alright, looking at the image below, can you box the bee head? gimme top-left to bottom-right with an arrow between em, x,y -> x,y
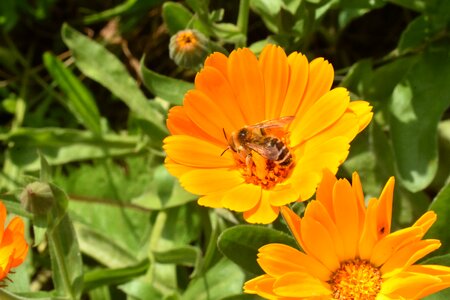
237,128 -> 250,142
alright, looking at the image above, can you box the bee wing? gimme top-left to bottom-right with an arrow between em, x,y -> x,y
250,116 -> 295,130
246,143 -> 280,161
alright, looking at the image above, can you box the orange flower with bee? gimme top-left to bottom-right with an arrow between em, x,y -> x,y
164,44 -> 373,224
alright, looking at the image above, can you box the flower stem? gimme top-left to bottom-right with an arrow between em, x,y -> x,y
236,0 -> 250,47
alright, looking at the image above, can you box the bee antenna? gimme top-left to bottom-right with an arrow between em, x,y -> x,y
222,128 -> 228,141
220,147 -> 229,156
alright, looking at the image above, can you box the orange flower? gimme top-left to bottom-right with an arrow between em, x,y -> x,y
0,201 -> 28,283
164,44 -> 372,224
244,171 -> 450,299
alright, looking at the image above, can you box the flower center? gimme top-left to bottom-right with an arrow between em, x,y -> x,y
234,149 -> 294,190
175,31 -> 198,50
329,259 -> 382,300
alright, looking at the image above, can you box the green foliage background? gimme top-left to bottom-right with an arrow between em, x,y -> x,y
0,0 -> 449,299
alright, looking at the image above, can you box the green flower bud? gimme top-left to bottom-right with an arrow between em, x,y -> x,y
169,29 -> 210,70
20,182 -> 54,216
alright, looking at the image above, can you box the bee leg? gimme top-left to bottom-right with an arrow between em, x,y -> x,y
245,154 -> 253,173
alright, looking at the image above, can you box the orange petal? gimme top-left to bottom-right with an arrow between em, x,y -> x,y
179,168 -> 244,195
266,184 -> 300,206
301,215 -> 341,271
198,191 -> 224,208
315,169 -> 338,217
297,136 -> 350,176
0,202 -> 5,242
166,106 -> 213,142
222,183 -> 261,212
306,201 -> 345,262
412,210 -> 436,233
290,168 -> 322,201
296,57 -> 334,117
280,52 -> 309,117
7,217 -> 28,266
244,274 -> 278,298
227,48 -> 265,124
381,272 -> 441,298
332,179 -> 360,260
381,239 -> 441,276
258,45 -> 289,119
358,198 -> 378,260
303,111 -> 359,149
243,191 -> 279,224
370,226 -> 422,267
257,243 -> 331,282
273,272 -> 331,297
291,87 -> 350,145
204,52 -> 229,78
347,100 -> 373,132
280,206 -> 303,248
375,177 -> 395,240
194,66 -> 246,129
351,172 -> 367,234
164,157 -> 195,177
163,135 -> 234,168
184,90 -> 236,143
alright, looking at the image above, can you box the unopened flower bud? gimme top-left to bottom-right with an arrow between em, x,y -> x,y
169,29 -> 210,70
20,182 -> 54,216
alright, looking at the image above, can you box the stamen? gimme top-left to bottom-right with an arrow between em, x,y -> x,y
234,151 -> 294,189
329,259 -> 382,300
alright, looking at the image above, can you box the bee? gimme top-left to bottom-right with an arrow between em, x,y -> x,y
223,116 -> 295,167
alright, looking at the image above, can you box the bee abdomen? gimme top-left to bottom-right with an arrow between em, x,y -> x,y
269,138 -> 292,166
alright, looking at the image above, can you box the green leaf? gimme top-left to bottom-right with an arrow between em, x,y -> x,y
162,2 -> 194,35
47,184 -> 83,299
118,278 -> 165,300
217,225 -> 297,275
82,0 -> 164,24
388,48 -> 450,192
6,127 -> 146,170
426,182 -> 450,256
83,260 -> 149,291
398,15 -> 442,54
61,24 -> 167,140
70,200 -> 152,268
43,52 -> 102,135
153,245 -> 201,268
182,258 -> 245,300
140,59 -> 193,105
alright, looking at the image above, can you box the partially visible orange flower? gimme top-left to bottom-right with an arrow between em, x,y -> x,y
244,171 -> 450,299
164,44 -> 373,224
0,201 -> 28,283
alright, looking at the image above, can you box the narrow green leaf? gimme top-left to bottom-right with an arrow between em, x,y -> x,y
426,183 -> 450,256
83,260 -> 149,291
43,52 -> 102,135
388,48 -> 450,192
140,60 -> 193,105
162,2 -> 194,35
82,0 -> 164,24
61,24 -> 167,139
217,225 -> 297,275
153,246 -> 201,271
6,127 -> 145,170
